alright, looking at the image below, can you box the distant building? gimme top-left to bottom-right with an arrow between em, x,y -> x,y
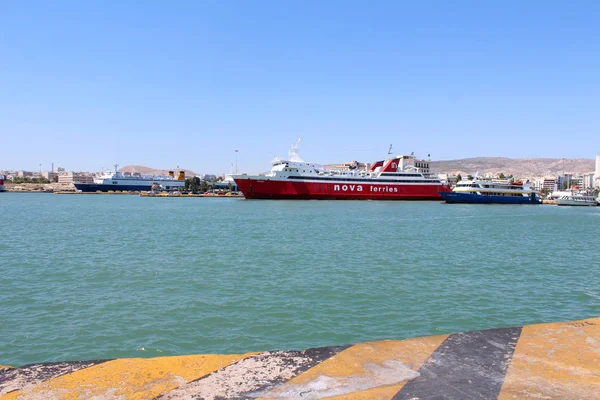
538,177 -> 557,192
557,174 -> 572,190
58,172 -> 93,184
438,173 -> 458,186
569,176 -> 584,189
582,172 -> 595,190
323,160 -> 369,171
203,174 -> 217,181
555,173 -> 595,191
42,171 -> 58,181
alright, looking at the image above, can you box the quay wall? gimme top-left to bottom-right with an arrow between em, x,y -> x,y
1,317 -> 598,399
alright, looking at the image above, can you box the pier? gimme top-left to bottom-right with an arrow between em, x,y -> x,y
140,192 -> 244,198
1,317 -> 597,399
50,191 -> 244,197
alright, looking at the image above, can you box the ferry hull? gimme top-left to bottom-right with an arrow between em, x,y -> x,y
440,192 -> 541,205
555,199 -> 598,206
74,183 -> 155,192
234,178 -> 450,200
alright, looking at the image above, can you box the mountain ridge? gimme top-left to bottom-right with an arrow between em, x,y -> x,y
430,157 -> 595,177
118,157 -> 597,178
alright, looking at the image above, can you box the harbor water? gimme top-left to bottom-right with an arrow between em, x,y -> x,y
1,193 -> 599,367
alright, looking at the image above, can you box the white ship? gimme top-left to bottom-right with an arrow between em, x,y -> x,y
232,141 -> 451,200
74,165 -> 186,192
555,192 -> 598,206
441,178 -> 541,204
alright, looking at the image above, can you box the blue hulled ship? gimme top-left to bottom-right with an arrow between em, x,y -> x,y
74,165 -> 186,192
440,178 -> 541,205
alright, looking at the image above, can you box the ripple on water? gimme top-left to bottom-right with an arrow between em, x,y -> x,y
1,195 -> 599,366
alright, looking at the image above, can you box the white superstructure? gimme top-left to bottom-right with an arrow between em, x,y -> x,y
74,165 -> 186,192
555,192 -> 598,206
232,141 -> 451,200
92,165 -> 183,187
452,179 -> 539,197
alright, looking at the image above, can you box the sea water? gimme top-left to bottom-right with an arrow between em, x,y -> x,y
1,193 -> 598,366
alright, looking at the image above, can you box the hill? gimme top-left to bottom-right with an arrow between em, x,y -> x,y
119,165 -> 199,177
430,157 -> 595,178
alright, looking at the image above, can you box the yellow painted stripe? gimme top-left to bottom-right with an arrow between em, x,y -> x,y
499,318 -> 600,400
260,335 -> 448,399
1,353 -> 254,400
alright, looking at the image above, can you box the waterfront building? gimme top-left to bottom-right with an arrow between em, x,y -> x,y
58,172 -> 94,184
538,177 -> 557,192
582,173 -> 595,191
42,171 -> 58,181
573,176 -> 585,189
438,173 -> 459,186
581,172 -> 594,190
215,175 -> 239,191
557,174 -> 570,190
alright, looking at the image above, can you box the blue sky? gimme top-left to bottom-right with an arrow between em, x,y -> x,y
1,0 -> 599,174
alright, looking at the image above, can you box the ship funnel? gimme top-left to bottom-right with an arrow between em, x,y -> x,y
177,170 -> 186,180
369,161 -> 384,171
168,171 -> 175,178
381,157 -> 400,173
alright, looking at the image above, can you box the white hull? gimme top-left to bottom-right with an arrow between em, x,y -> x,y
555,199 -> 597,206
556,199 -> 598,207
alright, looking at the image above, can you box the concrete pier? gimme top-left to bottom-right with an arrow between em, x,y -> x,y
1,317 -> 598,399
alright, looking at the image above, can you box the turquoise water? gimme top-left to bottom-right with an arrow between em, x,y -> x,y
1,193 -> 599,366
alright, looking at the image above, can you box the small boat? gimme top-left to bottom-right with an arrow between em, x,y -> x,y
555,192 -> 598,206
440,178 -> 541,204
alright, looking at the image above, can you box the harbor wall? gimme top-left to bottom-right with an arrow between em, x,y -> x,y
1,317 -> 598,399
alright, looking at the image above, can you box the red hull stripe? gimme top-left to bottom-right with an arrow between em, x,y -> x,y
234,178 -> 451,200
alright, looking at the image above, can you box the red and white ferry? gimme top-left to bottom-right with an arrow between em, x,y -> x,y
232,141 -> 451,200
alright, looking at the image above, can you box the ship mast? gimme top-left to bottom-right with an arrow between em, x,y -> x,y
386,144 -> 393,160
288,138 -> 304,162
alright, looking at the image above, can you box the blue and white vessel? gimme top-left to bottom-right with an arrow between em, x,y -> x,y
74,165 -> 186,192
440,178 -> 541,204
